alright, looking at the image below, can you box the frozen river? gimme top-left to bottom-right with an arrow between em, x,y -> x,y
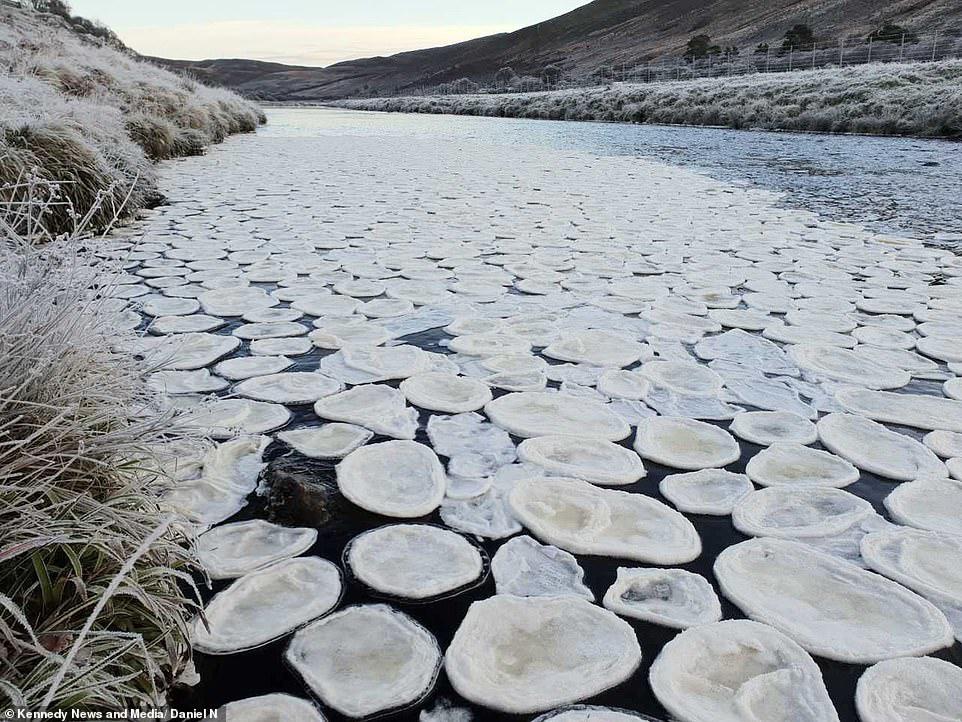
114,108 -> 962,720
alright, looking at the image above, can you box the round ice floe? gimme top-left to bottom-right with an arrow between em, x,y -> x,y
945,377 -> 962,400
837,388 -> 962,432
884,477 -> 962,536
149,314 -> 225,334
337,441 -> 446,518
745,443 -> 859,488
923,429 -> 962,458
732,487 -> 873,539
787,345 -> 910,389
233,321 -> 307,340
445,596 -> 641,714
291,294 -> 360,317
508,476 -> 701,563
278,423 -> 373,459
346,524 -> 483,599
763,324 -> 856,348
491,535 -> 592,600
638,360 -> 724,397
817,413 -> 947,481
440,489 -> 521,539
250,337 -> 312,356
534,706 -> 655,722
543,330 -> 646,368
449,332 -> 531,357
218,694 -> 325,722
861,527 -> 962,640
333,345 -> 432,382
196,520 -> 318,579
143,332 -> 240,371
597,370 -> 651,400
243,307 -> 303,323
714,538 -> 953,663
148,369 -> 229,395
852,325 -> 915,350
234,372 -> 342,405
485,392 -> 630,441
214,355 -> 292,381
603,567 -> 721,629
658,469 -> 753,515
634,417 -> 740,470
199,287 -> 275,316
314,385 -> 419,439
917,335 -> 962,363
856,657 -> 962,722
182,399 -> 290,439
286,605 -> 441,718
851,345 -> 940,378
730,411 -> 817,446
141,296 -> 199,317
192,557 -> 342,654
709,308 -> 772,331
649,619 -> 838,722
517,435 -> 645,486
309,321 -> 390,349
399,373 -> 492,413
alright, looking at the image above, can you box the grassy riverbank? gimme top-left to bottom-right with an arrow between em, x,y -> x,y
336,60 -> 962,138
0,2 -> 264,234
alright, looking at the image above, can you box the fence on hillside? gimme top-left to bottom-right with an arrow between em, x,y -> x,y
380,30 -> 962,97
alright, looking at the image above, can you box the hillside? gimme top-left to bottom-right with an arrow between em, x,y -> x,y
152,0 -> 962,100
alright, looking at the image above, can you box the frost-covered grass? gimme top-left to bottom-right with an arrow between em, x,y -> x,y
336,61 -> 962,138
0,187 -> 198,709
0,3 -> 265,234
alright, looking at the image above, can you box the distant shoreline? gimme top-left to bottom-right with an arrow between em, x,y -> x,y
328,61 -> 962,140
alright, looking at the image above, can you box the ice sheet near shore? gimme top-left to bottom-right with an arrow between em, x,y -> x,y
112,127 -> 962,717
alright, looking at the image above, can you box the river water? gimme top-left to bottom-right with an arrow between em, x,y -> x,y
265,108 -> 962,245
159,108 -> 962,721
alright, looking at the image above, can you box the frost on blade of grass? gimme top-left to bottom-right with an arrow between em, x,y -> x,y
335,60 -> 962,139
0,183 -> 198,709
0,3 -> 264,235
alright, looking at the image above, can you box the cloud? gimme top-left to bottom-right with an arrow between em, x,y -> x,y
114,20 -> 511,66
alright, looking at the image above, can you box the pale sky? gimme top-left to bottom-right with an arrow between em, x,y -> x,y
68,1 -> 589,67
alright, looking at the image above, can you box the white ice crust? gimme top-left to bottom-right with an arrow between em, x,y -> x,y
649,619 -> 838,722
517,435 -> 646,486
658,469 -> 753,515
634,417 -> 740,470
485,392 -> 631,440
192,557 -> 342,654
508,476 -> 701,563
337,440 -> 446,518
714,538 -> 953,663
491,535 -> 592,600
445,596 -> 641,714
855,657 -> 962,722
745,443 -> 859,488
196,519 -> 317,579
602,567 -> 721,628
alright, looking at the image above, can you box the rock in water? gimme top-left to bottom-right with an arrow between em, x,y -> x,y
860,527 -> 962,641
445,596 -> 641,714
634,417 -> 740,470
602,567 -> 721,628
484,392 -> 630,440
218,693 -> 325,722
658,469 -> 753,515
196,519 -> 317,579
817,413 -> 947,481
649,619 -> 838,722
714,538 -> 953,663
517,435 -> 646,486
491,535 -> 592,600
855,657 -> 962,722
285,604 -> 441,718
337,441 -> 446,518
508,476 -> 701,564
192,557 -> 342,654
745,443 -> 859,488
346,524 -> 484,599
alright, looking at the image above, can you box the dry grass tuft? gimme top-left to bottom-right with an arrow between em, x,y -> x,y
0,184 -> 199,710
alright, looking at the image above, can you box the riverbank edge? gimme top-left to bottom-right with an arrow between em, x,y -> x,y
330,60 -> 962,139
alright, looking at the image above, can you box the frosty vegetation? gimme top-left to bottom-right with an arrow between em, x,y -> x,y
0,2 -> 264,234
337,60 -> 962,138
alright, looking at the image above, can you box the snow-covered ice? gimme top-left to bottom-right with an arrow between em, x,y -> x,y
602,567 -> 721,628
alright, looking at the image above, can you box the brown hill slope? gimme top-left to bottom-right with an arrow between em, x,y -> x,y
152,0 -> 961,100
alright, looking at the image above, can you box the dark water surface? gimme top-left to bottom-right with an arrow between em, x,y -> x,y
264,108 -> 962,244
170,109 -> 962,720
